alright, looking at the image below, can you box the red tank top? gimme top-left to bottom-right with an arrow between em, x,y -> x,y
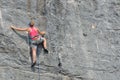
29,27 -> 39,40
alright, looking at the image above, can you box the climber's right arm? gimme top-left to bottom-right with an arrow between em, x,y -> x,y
10,25 -> 29,32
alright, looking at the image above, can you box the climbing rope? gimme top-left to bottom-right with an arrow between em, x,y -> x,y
26,1 -> 47,80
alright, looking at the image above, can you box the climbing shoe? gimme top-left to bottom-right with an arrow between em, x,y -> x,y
44,49 -> 49,54
31,62 -> 36,67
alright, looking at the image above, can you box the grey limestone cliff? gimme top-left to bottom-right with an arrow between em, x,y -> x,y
0,0 -> 120,80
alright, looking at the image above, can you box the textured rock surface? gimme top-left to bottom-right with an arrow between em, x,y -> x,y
0,0 -> 120,80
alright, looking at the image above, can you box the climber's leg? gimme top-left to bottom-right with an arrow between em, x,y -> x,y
42,38 -> 49,53
30,41 -> 37,67
31,47 -> 37,67
38,37 -> 49,53
43,38 -> 47,49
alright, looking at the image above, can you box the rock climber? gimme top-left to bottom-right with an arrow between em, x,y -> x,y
10,20 -> 49,67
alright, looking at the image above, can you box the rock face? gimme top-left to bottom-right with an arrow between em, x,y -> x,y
0,0 -> 120,80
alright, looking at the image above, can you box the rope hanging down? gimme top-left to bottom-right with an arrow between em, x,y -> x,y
26,0 -> 47,80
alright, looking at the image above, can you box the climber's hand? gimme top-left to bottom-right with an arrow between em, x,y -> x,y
10,25 -> 15,29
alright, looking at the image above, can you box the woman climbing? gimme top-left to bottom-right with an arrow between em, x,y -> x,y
10,20 -> 49,67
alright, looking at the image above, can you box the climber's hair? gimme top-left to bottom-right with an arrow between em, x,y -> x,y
29,20 -> 35,26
